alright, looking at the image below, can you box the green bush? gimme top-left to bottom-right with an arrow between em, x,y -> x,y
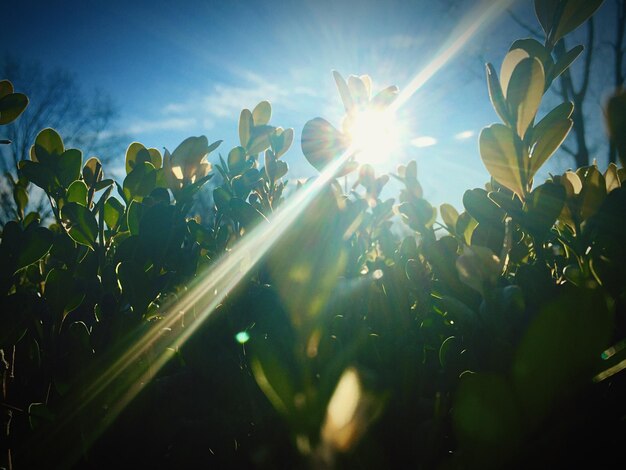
1,1 -> 625,468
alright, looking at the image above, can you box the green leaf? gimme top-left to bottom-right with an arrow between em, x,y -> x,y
28,403 -> 55,430
463,188 -> 504,224
301,117 -> 351,174
228,146 -> 247,174
44,268 -> 83,316
252,100 -> 272,126
104,196 -> 125,230
239,108 -> 253,148
117,261 -> 153,315
333,70 -> 354,113
510,38 -> 551,70
82,157 -> 102,187
126,200 -> 143,235
61,202 -> 98,248
398,200 -> 436,232
15,226 -> 54,272
479,124 -> 525,199
0,80 -> 14,98
213,186 -> 232,213
370,85 -> 399,108
605,163 -> 621,192
551,45 -> 584,82
534,0 -> 561,37
456,212 -> 478,245
66,180 -> 88,206
348,74 -> 369,107
94,178 -> 114,191
506,57 -> 545,138
34,128 -> 64,156
230,198 -> 267,230
500,49 -> 529,98
270,127 -> 294,158
522,182 -> 566,239
0,92 -> 28,124
57,149 -> 83,188
247,124 -> 275,155
249,336 -> 298,416
553,0 -> 604,44
529,118 -> 572,180
486,63 -> 510,125
147,147 -> 163,168
123,161 -> 157,202
125,142 -> 147,175
13,184 -> 28,218
488,191 -> 523,217
576,165 -> 606,220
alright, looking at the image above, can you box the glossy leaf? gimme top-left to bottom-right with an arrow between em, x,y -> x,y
553,0 -> 604,44
301,117 -> 351,175
576,165 -> 606,220
14,225 -> 54,273
83,157 -> 102,187
66,180 -> 88,206
500,49 -> 529,98
239,108 -> 253,148
270,127 -> 294,158
104,196 -> 125,230
523,182 -> 566,239
228,146 -> 247,174
34,128 -> 64,156
61,202 -> 98,248
247,124 -> 275,155
252,100 -> 272,126
333,70 -> 354,113
534,0 -> 561,37
506,57 -> 544,138
0,92 -> 29,124
551,45 -> 584,82
479,124 -> 525,199
486,63 -> 510,124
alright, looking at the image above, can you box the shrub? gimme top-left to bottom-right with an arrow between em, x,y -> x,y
1,1 -> 625,468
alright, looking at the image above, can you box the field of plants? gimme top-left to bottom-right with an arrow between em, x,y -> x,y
1,1 -> 626,468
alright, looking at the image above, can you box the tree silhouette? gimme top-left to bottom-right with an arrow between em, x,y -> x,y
0,57 -> 129,224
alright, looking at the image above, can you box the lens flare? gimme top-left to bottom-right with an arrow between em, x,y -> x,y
346,109 -> 402,165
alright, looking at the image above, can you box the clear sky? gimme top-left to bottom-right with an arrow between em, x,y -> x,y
1,0 -> 618,208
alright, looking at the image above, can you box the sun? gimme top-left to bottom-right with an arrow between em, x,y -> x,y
345,108 -> 402,166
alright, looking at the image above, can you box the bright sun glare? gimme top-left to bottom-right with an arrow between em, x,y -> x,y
346,108 -> 402,166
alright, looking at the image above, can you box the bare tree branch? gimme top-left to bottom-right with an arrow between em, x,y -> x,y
578,19 -> 595,100
506,8 -> 542,38
0,56 -> 131,226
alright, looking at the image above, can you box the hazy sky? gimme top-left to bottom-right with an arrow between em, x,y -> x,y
2,0 -> 618,207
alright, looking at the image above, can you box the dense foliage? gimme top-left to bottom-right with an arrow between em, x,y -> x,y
2,1 -> 626,468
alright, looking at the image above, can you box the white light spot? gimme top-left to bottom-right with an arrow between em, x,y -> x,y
411,136 -> 437,148
454,130 -> 474,140
346,109 -> 402,165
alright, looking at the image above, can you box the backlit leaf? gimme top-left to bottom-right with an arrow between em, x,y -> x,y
61,202 -> 98,248
479,124 -> 525,199
506,57 -> 544,138
252,100 -> 272,126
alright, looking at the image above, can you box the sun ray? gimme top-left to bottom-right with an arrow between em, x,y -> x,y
391,0 -> 517,113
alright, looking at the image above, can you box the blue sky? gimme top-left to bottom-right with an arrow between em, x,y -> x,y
2,0 -> 617,208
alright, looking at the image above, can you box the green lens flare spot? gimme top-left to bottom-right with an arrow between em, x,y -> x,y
235,331 -> 250,344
